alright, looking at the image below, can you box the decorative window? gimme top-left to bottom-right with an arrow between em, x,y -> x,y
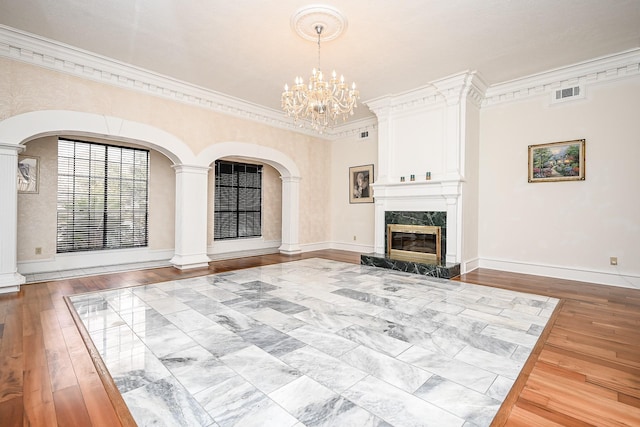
57,139 -> 149,253
214,160 -> 262,240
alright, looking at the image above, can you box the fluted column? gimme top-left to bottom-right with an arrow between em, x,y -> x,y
0,144 -> 26,293
170,164 -> 211,269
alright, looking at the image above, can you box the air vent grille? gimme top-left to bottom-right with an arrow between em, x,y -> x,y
551,85 -> 585,104
360,131 -> 369,139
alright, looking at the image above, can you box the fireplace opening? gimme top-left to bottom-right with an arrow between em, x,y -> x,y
387,224 -> 441,264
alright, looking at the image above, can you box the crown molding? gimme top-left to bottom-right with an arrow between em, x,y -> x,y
0,25 -> 375,140
326,116 -> 378,139
2,25 -> 637,136
365,71 -> 488,116
484,48 -> 640,107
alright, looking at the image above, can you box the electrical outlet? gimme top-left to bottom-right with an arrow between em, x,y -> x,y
610,257 -> 618,266
35,247 -> 42,255
353,235 -> 357,241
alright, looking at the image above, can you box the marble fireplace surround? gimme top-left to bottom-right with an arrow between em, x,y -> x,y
362,180 -> 463,279
386,212 -> 447,264
372,180 -> 462,265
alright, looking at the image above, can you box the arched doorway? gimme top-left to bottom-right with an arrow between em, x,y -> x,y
0,110 -> 301,293
197,142 -> 302,255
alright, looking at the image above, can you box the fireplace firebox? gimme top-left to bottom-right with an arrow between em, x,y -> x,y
387,224 -> 441,264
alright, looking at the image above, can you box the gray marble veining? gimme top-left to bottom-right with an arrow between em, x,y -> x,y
280,345 -> 368,393
69,258 -> 558,427
123,375 -> 214,427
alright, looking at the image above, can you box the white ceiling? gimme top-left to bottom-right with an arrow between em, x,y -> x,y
1,0 -> 639,121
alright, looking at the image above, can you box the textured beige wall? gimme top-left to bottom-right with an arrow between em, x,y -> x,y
17,137 -> 57,261
2,57 -> 330,251
16,136 -> 176,262
330,132 -> 378,247
148,149 -> 176,250
260,164 -> 283,241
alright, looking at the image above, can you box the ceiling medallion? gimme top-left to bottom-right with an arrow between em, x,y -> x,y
281,5 -> 359,134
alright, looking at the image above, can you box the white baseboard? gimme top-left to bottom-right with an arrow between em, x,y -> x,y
462,257 -> 480,274
299,241 -> 375,253
208,247 -> 280,261
330,242 -> 375,253
208,238 -> 281,261
18,248 -> 174,274
479,257 -> 640,290
299,242 -> 332,252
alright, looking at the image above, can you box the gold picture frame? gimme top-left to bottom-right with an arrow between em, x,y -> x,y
17,155 -> 39,193
349,164 -> 374,203
528,139 -> 585,183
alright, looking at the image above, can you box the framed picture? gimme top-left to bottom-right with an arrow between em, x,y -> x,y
349,164 -> 374,203
528,139 -> 585,183
17,155 -> 39,193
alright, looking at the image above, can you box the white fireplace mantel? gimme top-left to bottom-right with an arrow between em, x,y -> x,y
372,180 -> 462,264
365,71 -> 484,269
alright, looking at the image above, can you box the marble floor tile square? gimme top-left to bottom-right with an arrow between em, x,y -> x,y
340,345 -> 432,393
414,375 -> 501,426
69,258 -> 558,427
123,375 -> 215,426
280,345 -> 369,393
219,345 -> 301,394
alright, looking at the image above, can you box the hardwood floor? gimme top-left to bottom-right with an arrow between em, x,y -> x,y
1,250 -> 638,426
458,269 -> 640,426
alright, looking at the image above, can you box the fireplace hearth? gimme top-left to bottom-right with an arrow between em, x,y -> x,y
360,252 -> 460,279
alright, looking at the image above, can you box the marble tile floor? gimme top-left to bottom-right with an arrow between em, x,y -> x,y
68,258 -> 558,427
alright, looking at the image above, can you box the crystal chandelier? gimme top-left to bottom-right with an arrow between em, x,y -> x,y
281,25 -> 359,133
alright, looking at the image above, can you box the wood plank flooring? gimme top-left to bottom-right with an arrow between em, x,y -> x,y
0,250 -> 638,426
458,269 -> 640,426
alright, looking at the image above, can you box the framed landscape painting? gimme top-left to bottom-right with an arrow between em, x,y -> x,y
349,164 -> 374,203
528,139 -> 585,183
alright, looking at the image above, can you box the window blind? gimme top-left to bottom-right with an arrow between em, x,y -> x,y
57,139 -> 149,253
214,160 -> 262,240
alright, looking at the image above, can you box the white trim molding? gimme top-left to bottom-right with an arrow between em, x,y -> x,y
0,25 -> 376,140
330,242 -> 375,253
483,48 -> 640,107
208,238 -> 281,261
462,257 -> 480,274
479,257 -> 640,290
17,248 -> 174,275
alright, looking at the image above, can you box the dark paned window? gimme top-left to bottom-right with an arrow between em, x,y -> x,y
214,160 -> 262,240
57,139 -> 149,253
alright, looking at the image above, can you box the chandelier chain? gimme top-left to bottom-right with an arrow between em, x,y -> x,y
316,25 -> 322,72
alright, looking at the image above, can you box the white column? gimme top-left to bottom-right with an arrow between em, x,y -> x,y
279,176 -> 301,255
0,144 -> 26,293
445,195 -> 461,264
374,198 -> 386,254
170,164 -> 211,269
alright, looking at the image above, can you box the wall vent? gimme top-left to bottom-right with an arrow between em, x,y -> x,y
551,85 -> 585,104
360,131 -> 369,139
